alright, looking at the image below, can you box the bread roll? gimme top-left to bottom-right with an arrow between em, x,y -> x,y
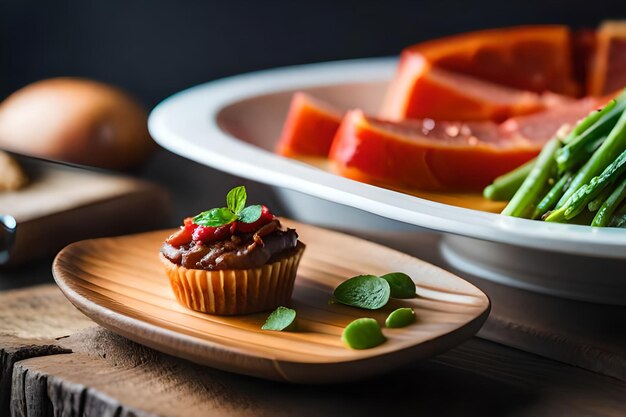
0,78 -> 156,170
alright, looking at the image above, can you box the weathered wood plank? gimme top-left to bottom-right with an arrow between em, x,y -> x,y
0,284 -> 94,415
13,331 -> 253,417
0,336 -> 70,414
8,326 -> 626,417
0,284 -> 93,340
2,284 -> 626,417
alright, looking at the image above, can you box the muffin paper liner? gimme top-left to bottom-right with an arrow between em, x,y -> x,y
160,243 -> 304,315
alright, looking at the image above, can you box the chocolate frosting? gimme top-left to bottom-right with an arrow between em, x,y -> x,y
161,220 -> 299,270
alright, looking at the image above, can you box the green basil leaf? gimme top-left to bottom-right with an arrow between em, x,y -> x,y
238,205 -> 262,223
333,275 -> 390,310
381,272 -> 416,298
192,207 -> 238,227
261,306 -> 297,331
226,186 -> 247,214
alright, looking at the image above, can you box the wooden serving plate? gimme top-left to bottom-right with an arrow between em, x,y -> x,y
52,220 -> 490,383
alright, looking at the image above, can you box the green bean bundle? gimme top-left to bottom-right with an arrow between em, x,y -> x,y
484,87 -> 626,228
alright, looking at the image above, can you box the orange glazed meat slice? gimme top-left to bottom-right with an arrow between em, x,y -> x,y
380,62 -> 564,122
329,110 -> 536,190
330,98 -> 600,191
329,110 -> 540,191
588,21 -> 626,96
381,25 -> 579,121
276,93 -> 343,157
499,96 -> 600,144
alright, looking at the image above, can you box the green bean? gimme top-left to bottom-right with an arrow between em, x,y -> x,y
532,172 -> 572,219
341,318 -> 386,349
385,308 -> 416,328
544,205 -> 567,222
547,148 -> 626,221
483,159 -> 535,201
556,98 -> 622,172
556,105 -> 626,209
588,186 -> 613,212
591,176 -> 626,226
567,98 -> 620,142
502,138 -> 560,218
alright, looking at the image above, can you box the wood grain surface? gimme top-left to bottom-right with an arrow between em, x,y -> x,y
1,284 -> 625,417
0,285 -> 92,413
52,221 -> 489,383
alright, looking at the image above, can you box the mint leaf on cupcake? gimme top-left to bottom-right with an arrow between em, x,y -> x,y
192,186 -> 267,227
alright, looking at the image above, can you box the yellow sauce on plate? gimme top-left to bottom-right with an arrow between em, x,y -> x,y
293,156 -> 506,213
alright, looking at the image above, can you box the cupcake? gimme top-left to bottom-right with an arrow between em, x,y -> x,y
160,186 -> 305,315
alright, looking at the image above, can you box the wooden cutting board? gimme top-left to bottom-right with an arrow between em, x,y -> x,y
0,157 -> 171,266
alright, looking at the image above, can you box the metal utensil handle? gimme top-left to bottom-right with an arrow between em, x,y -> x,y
0,215 -> 17,265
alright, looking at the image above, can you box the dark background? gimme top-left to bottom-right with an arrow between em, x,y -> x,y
2,0 -> 626,107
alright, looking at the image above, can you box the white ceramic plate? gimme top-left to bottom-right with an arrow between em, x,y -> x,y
148,57 -> 626,259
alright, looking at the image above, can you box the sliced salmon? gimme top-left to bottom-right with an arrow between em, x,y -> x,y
330,97 -> 602,191
588,21 -> 626,96
381,25 -> 579,122
276,93 -> 343,157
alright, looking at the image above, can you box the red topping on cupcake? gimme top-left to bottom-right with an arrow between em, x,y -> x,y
166,187 -> 276,248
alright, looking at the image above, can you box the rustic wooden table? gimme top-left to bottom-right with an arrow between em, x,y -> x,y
1,150 -> 625,416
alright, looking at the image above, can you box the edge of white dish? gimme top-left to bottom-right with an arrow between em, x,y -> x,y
148,57 -> 626,259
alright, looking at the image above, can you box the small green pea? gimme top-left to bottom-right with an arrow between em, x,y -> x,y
385,307 -> 416,328
262,306 -> 296,331
341,318 -> 386,349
